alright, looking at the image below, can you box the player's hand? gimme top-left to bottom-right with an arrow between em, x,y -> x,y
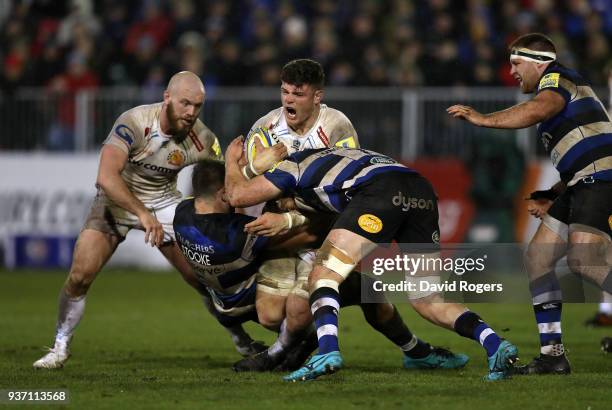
252,138 -> 287,174
225,135 -> 245,165
244,212 -> 290,236
139,210 -> 164,246
526,199 -> 553,219
446,105 -> 488,126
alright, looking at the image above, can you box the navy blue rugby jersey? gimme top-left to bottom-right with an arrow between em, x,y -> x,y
263,147 -> 416,213
536,62 -> 612,185
173,199 -> 268,315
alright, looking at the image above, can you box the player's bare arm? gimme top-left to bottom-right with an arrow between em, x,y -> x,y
446,90 -> 565,129
96,144 -> 163,246
225,137 -> 284,207
244,210 -> 309,237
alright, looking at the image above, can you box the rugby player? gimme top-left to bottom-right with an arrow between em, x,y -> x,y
224,140 -> 519,381
180,159 -> 469,373
173,159 -> 315,333
243,59 -> 359,334
33,71 -> 260,369
447,33 -> 612,374
240,59 -> 468,373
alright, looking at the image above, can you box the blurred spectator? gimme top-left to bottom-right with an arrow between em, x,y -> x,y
123,1 -> 172,57
46,52 -> 99,150
0,0 -> 611,93
213,39 -> 249,86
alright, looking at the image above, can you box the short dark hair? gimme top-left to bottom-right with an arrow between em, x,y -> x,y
280,59 -> 325,89
192,159 -> 225,198
509,33 -> 556,54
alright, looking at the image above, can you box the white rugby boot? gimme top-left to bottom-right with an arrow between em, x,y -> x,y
33,338 -> 71,369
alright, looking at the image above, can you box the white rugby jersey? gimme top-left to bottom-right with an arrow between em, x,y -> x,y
103,102 -> 222,209
251,104 -> 359,154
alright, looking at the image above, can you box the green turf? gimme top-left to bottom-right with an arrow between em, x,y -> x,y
1,270 -> 610,409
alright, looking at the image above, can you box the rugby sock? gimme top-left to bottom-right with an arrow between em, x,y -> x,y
267,319 -> 305,359
401,336 -> 432,359
200,294 -> 254,347
599,291 -> 612,314
454,311 -> 502,358
529,271 -> 564,356
55,290 -> 86,346
533,302 -> 564,356
364,305 -> 431,358
310,281 -> 341,355
599,303 -> 612,314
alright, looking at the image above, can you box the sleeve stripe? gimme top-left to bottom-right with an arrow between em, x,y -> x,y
189,130 -> 204,152
317,126 -> 330,147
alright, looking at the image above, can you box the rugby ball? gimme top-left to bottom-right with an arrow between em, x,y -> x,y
244,127 -> 280,170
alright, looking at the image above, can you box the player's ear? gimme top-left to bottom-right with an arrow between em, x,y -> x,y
314,89 -> 323,104
163,89 -> 170,104
218,187 -> 228,203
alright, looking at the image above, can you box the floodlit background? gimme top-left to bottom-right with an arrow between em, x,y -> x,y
0,0 -> 610,269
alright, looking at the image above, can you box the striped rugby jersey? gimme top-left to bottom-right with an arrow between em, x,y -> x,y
263,148 -> 415,213
536,62 -> 612,185
173,199 -> 268,317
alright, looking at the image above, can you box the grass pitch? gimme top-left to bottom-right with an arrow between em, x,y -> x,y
1,270 -> 611,409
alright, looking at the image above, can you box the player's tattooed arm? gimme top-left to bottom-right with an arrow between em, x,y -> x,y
97,144 -> 164,246
224,136 -> 284,207
446,90 -> 565,129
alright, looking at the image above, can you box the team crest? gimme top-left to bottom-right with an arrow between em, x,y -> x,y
167,150 -> 186,166
358,214 -> 383,234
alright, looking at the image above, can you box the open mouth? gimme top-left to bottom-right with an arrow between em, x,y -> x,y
285,107 -> 297,120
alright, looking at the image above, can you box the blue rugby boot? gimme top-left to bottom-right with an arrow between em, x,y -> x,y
283,351 -> 343,382
486,340 -> 519,381
403,347 -> 469,370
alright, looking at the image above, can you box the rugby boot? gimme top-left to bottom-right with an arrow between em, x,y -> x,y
33,339 -> 71,369
275,336 -> 318,372
485,340 -> 519,381
233,351 -> 282,372
514,353 -> 570,375
584,312 -> 612,327
283,351 -> 343,382
403,346 -> 469,370
234,339 -> 268,357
